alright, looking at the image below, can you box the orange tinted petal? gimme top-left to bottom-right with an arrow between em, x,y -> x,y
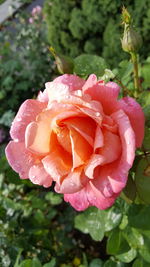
25,121 -> 50,155
64,117 -> 95,146
69,127 -> 92,169
99,130 -> 121,164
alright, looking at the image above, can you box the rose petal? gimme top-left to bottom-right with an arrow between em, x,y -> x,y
25,121 -> 50,155
64,188 -> 90,211
94,125 -> 104,152
92,109 -> 135,197
53,74 -> 85,90
87,182 -> 118,210
42,133 -> 72,183
55,167 -> 87,194
117,96 -> 145,147
37,89 -> 48,102
83,81 -> 120,115
64,117 -> 95,146
46,74 -> 85,102
84,154 -> 104,179
99,130 -> 121,164
10,99 -> 46,141
69,127 -> 92,169
5,141 -> 35,179
29,163 -> 52,188
82,74 -> 97,92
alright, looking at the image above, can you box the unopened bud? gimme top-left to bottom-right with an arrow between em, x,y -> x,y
121,24 -> 142,53
122,7 -> 131,25
49,47 -> 74,74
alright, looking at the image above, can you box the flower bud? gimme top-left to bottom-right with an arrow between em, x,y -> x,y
122,24 -> 142,53
49,47 -> 74,74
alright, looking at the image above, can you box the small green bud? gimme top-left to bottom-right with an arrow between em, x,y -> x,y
121,24 -> 142,53
49,47 -> 74,74
122,6 -> 131,25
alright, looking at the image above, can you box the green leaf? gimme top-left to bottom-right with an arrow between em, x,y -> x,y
19,260 -> 32,267
75,207 -> 105,241
143,127 -> 150,151
141,62 -> 150,88
31,258 -> 42,267
143,105 -> 150,127
104,259 -> 127,267
128,205 -> 150,230
116,248 -> 137,263
45,192 -> 62,205
74,54 -> 108,78
123,227 -> 144,249
135,156 -> 150,204
14,249 -> 23,267
132,258 -> 150,267
118,60 -> 133,81
139,236 -> 150,263
89,259 -> 103,267
122,175 -> 136,203
43,258 -> 56,267
107,229 -> 130,255
104,205 -> 122,232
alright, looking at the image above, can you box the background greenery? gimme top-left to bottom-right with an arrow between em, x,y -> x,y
0,1 -> 150,266
44,0 -> 150,66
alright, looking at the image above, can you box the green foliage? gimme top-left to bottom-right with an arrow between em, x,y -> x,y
0,10 -> 54,128
44,0 -> 150,66
74,54 -> 108,78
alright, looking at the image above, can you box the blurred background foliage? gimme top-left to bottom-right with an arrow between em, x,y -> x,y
0,0 -> 150,266
43,0 -> 150,66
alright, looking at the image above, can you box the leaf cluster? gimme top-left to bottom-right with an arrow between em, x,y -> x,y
43,0 -> 150,67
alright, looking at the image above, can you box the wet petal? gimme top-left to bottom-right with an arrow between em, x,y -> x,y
10,100 -> 46,141
55,167 -> 87,194
25,121 -> 50,155
83,81 -> 120,115
5,141 -> 35,179
99,130 -> 121,164
37,89 -> 48,102
87,182 -> 118,210
94,125 -> 104,152
117,96 -> 145,147
53,74 -> 85,90
64,117 -> 95,146
69,127 -> 92,169
42,133 -> 72,183
29,163 -> 52,188
64,188 -> 90,211
46,74 -> 85,102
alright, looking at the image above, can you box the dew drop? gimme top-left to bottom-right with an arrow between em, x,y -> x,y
32,175 -> 36,179
65,95 -> 69,99
127,141 -> 130,145
17,118 -> 22,122
14,139 -> 19,142
95,112 -> 100,117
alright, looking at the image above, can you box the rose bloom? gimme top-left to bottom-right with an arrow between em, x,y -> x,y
5,74 -> 144,211
31,5 -> 42,16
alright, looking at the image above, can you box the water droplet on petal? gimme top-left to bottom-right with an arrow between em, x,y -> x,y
65,95 -> 69,99
17,118 -> 22,122
95,112 -> 100,117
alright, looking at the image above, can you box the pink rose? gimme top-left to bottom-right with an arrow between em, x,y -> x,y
29,17 -> 34,24
31,5 -> 42,16
5,74 -> 144,211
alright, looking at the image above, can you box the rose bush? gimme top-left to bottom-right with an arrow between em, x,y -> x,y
5,74 -> 144,211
